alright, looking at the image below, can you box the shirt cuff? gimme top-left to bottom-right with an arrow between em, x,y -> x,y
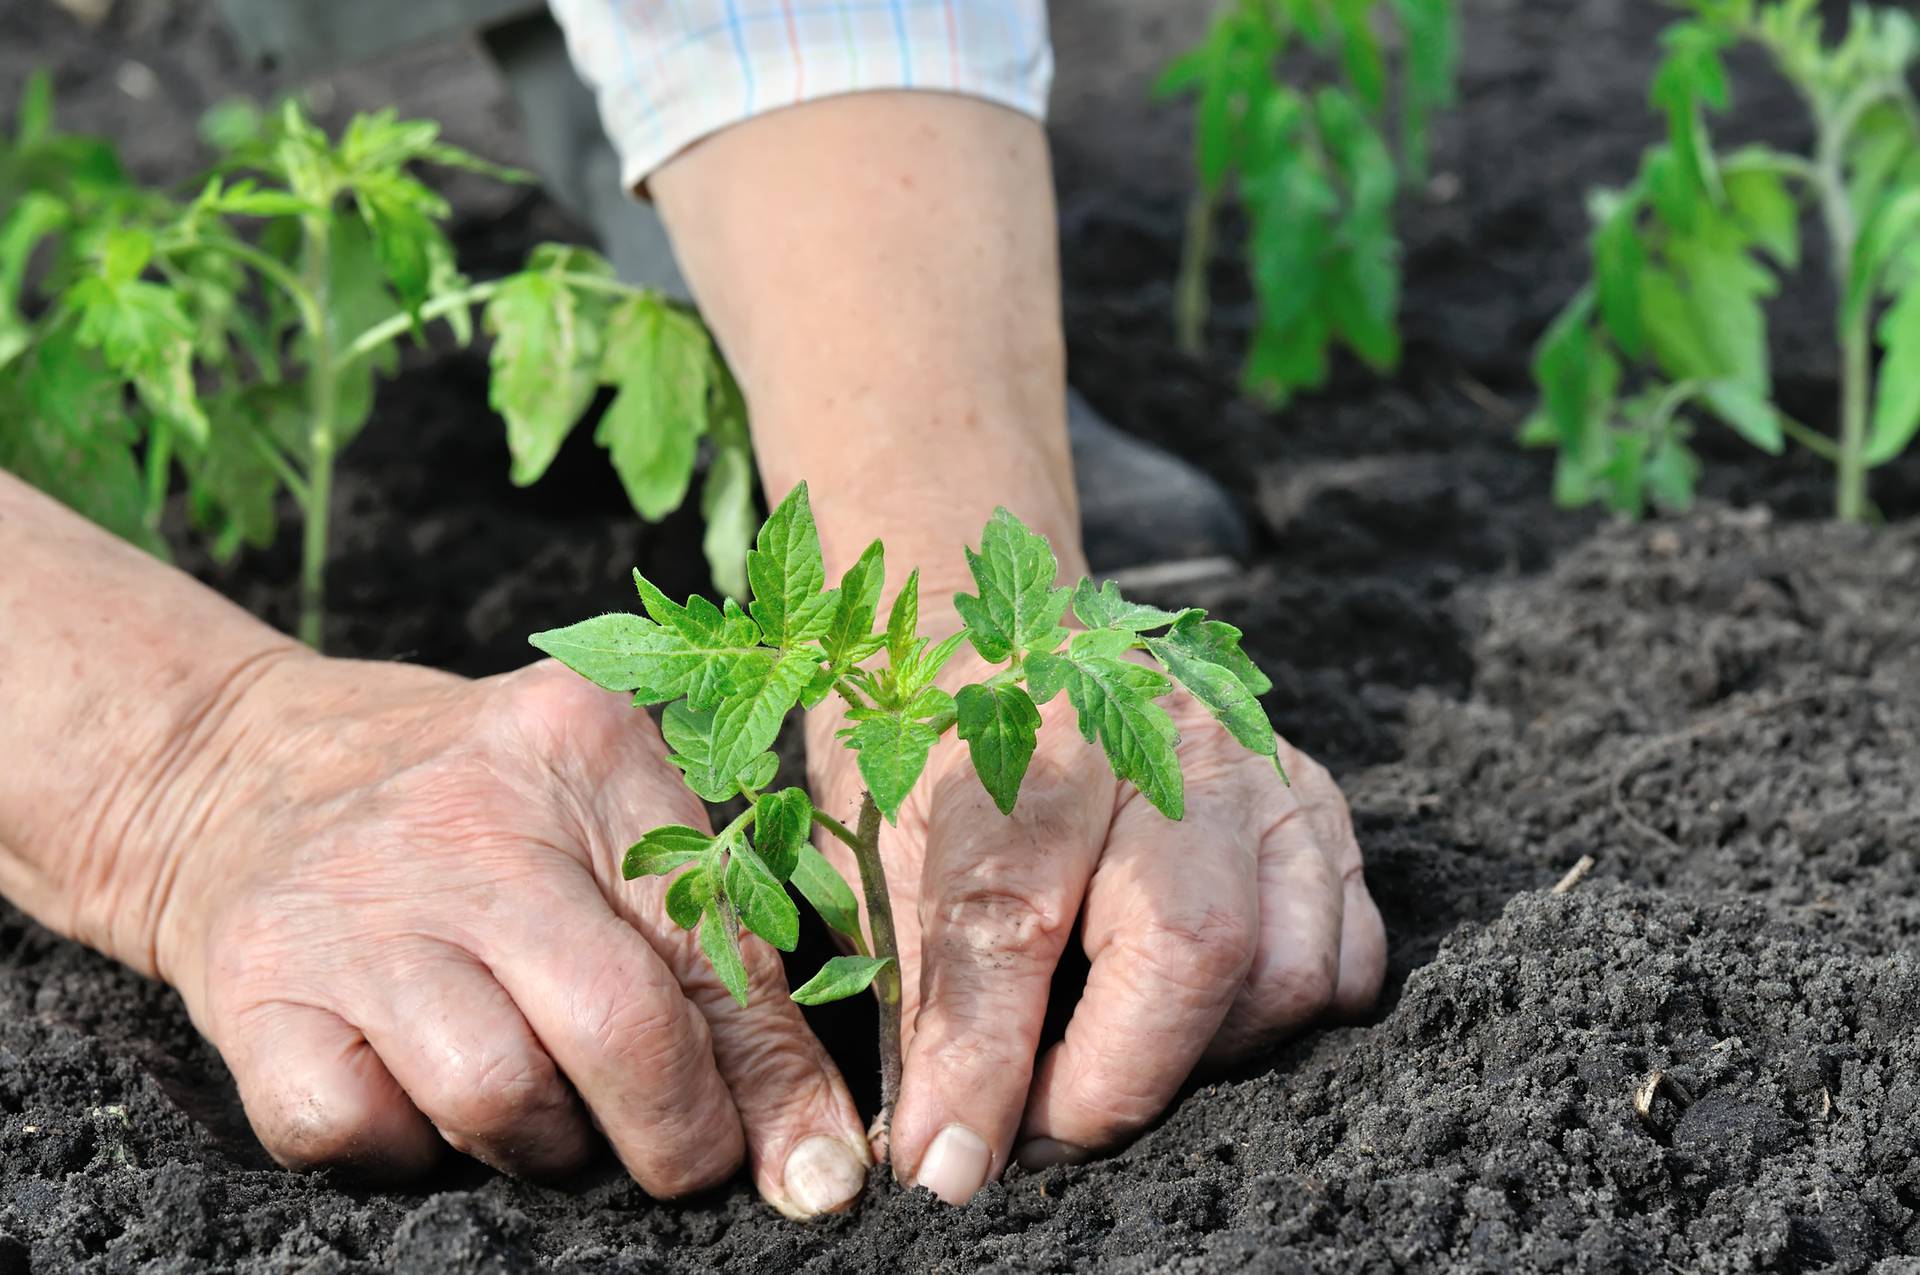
548,0 -> 1053,191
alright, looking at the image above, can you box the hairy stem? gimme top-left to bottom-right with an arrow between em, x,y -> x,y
1173,184 -> 1218,357
298,215 -> 336,649
843,791 -> 903,1145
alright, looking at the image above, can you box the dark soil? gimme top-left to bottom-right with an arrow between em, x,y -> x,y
3,0 -> 1917,1270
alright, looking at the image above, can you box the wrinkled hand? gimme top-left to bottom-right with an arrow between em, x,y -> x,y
154,656 -> 870,1218
805,649 -> 1386,1205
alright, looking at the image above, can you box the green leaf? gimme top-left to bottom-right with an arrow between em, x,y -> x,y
1645,434 -> 1700,512
790,844 -> 862,940
1723,153 -> 1800,267
623,825 -> 711,879
955,682 -> 1042,815
1023,650 -> 1074,706
698,901 -> 752,1007
701,437 -> 756,600
1062,653 -> 1184,820
1070,578 -> 1191,633
952,507 -> 1070,663
1701,379 -> 1784,454
791,955 -> 893,1006
747,482 -> 837,646
886,569 -> 921,670
665,866 -> 715,930
842,713 -> 940,824
1869,275 -> 1920,465
354,172 -> 449,320
658,651 -> 815,802
823,539 -> 886,667
724,838 -> 800,952
752,788 -> 813,880
484,270 -> 600,486
1146,625 -> 1278,766
1591,192 -> 1648,358
526,611 -> 769,708
1157,613 -> 1272,697
596,294 -> 710,520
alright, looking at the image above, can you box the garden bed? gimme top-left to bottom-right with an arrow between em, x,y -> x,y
2,0 -> 1916,1270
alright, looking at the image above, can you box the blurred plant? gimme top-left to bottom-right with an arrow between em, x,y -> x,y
1527,0 -> 1920,523
0,79 -> 754,647
1158,0 -> 1459,405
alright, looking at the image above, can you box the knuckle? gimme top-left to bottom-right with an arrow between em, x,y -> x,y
1127,903 -> 1259,997
928,880 -> 1072,962
571,987 -> 705,1075
261,1090 -> 385,1171
418,1048 -> 568,1137
1245,946 -> 1340,1028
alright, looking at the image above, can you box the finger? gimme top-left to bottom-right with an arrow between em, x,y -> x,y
1333,862 -> 1387,1019
486,880 -> 745,1198
1015,786 -> 1258,1167
656,917 -> 872,1220
358,942 -> 593,1179
1205,781 -> 1350,1063
891,748 -> 1108,1206
224,1001 -> 441,1180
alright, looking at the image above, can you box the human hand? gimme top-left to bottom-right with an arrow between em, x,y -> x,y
804,647 -> 1386,1205
147,655 -> 871,1218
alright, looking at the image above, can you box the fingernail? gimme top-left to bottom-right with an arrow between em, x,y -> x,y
783,1136 -> 868,1217
1014,1137 -> 1091,1170
913,1124 -> 992,1205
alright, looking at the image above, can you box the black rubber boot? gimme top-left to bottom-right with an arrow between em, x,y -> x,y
479,14 -> 1250,576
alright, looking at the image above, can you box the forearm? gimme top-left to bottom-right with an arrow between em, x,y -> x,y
649,93 -> 1083,617
0,472 -> 305,972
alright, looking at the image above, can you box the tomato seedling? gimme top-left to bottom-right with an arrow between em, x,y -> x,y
530,484 -> 1284,1131
1158,0 -> 1459,405
0,81 -> 754,646
1528,0 -> 1920,522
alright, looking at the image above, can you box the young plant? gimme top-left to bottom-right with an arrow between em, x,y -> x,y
529,484 -> 1284,1131
1158,0 -> 1459,405
1527,0 -> 1920,522
0,82 -> 755,646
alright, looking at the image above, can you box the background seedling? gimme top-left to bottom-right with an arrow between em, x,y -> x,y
1528,0 -> 1920,522
1159,0 -> 1459,405
530,484 -> 1285,1134
0,80 -> 753,646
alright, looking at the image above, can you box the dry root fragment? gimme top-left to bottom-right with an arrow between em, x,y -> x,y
1633,1069 -> 1694,1133
1550,855 -> 1597,895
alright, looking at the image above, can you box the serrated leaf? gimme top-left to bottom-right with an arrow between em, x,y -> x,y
752,788 -> 813,880
897,633 -> 967,701
724,839 -> 799,952
624,825 -> 711,879
485,270 -> 599,486
1645,434 -> 1700,512
665,866 -> 714,930
527,611 -> 770,708
953,507 -> 1070,663
659,650 -> 815,802
955,682 -> 1041,815
791,844 -> 862,940
1146,627 -> 1278,766
1061,654 -> 1184,820
1070,579 -> 1191,633
886,569 -> 921,670
748,482 -> 836,646
698,901 -> 752,1007
791,955 -> 893,1006
596,294 -> 709,520
1023,650 -> 1074,705
1701,379 -> 1784,454
824,539 -> 885,667
843,713 -> 939,824
1723,154 -> 1800,267
1158,613 -> 1272,697
1592,194 -> 1649,358
1869,275 -> 1920,465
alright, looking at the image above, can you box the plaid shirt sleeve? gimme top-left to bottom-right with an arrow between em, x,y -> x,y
546,0 -> 1053,189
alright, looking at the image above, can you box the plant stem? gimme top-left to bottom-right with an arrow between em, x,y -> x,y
330,270 -> 637,372
298,215 -> 337,649
1811,92 -> 1873,522
1836,306 -> 1871,522
833,791 -> 903,1144
142,419 -> 172,531
1173,184 -> 1218,357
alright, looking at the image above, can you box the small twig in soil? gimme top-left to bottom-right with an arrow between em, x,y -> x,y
1633,1069 -> 1694,1133
1549,854 -> 1597,895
